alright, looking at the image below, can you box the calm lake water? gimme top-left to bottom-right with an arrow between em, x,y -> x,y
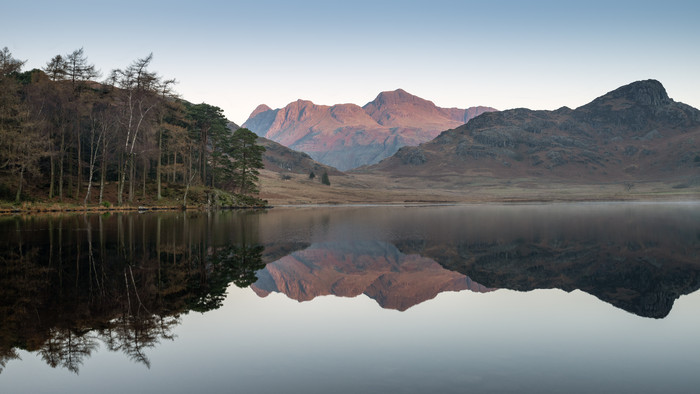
1,203 -> 700,393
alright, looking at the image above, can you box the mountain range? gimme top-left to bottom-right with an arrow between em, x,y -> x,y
367,80 -> 700,183
243,89 -> 495,170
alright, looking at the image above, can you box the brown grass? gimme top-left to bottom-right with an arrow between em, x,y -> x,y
259,169 -> 700,205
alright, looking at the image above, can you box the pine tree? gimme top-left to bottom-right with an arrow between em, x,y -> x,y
230,128 -> 265,195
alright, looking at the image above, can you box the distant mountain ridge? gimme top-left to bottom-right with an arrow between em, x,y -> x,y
243,89 -> 496,170
368,80 -> 700,182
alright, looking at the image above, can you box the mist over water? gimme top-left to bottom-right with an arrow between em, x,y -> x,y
2,203 -> 699,393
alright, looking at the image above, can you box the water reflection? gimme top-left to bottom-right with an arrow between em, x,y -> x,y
251,204 -> 700,318
252,240 -> 492,311
0,212 -> 265,374
388,205 -> 700,319
2,203 -> 700,379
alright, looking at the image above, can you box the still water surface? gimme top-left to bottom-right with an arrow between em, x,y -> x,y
1,203 -> 699,393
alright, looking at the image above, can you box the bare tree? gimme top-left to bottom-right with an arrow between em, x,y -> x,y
0,47 -> 25,76
111,55 -> 158,204
64,48 -> 100,91
155,79 -> 178,200
110,54 -> 176,205
43,55 -> 67,81
84,110 -> 106,205
0,48 -> 48,202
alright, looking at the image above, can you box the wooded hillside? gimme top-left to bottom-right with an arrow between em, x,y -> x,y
0,47 -> 264,207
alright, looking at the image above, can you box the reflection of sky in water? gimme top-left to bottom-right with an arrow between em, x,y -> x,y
3,203 -> 700,393
9,286 -> 700,393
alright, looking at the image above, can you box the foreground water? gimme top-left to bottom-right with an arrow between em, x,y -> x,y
1,203 -> 699,393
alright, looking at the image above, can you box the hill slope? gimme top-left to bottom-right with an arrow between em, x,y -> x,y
243,90 -> 495,170
257,136 -> 342,176
367,80 -> 700,183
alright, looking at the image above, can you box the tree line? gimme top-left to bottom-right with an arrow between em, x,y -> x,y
0,212 -> 266,373
0,47 -> 264,206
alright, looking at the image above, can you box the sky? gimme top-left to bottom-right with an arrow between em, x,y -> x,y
2,0 -> 699,124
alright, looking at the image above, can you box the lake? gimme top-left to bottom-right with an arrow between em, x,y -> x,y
1,203 -> 699,393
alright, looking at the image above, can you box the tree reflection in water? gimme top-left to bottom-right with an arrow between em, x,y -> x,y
0,212 -> 265,374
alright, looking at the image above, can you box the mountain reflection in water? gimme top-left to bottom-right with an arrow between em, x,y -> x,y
1,203 -> 699,377
252,240 -> 492,311
252,204 -> 700,318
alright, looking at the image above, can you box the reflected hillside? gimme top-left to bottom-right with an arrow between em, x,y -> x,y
252,241 -> 491,311
0,212 -> 266,374
252,204 -> 700,318
388,204 -> 700,319
2,203 -> 699,377
404,238 -> 700,318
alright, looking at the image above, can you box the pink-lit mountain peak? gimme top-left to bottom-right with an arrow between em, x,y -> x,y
242,89 -> 496,170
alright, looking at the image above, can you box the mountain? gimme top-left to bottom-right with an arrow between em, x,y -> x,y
242,90 -> 496,170
251,241 -> 492,311
363,89 -> 492,129
257,136 -> 342,176
228,122 -> 343,177
367,80 -> 700,183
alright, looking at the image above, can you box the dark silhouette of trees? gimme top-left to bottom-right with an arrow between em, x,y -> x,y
0,212 -> 268,374
187,243 -> 265,312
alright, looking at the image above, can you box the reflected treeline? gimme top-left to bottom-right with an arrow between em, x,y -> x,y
0,211 -> 265,374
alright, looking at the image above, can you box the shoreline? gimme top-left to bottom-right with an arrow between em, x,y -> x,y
0,203 -> 272,216
4,195 -> 698,215
272,198 -> 700,209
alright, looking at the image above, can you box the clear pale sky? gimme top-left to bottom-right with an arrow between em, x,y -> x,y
3,0 -> 699,124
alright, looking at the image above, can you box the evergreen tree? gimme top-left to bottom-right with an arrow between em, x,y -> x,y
230,128 -> 265,195
188,103 -> 229,188
321,171 -> 330,186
